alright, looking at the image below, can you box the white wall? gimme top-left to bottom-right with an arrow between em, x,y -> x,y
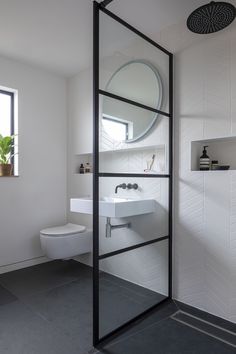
0,55 -> 67,273
67,70 -> 93,232
160,21 -> 236,323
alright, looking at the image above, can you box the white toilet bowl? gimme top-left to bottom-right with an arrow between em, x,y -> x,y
40,223 -> 92,260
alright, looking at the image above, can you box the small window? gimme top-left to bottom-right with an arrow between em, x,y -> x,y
0,87 -> 18,176
103,116 -> 128,141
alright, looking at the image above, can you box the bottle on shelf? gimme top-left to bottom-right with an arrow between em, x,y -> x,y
211,160 -> 219,170
79,163 -> 85,174
200,146 -> 210,171
85,163 -> 91,173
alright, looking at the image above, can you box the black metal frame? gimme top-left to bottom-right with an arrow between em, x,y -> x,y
93,0 -> 173,347
99,172 -> 170,178
99,89 -> 170,117
0,89 -> 15,171
100,0 -> 114,8
0,89 -> 14,135
99,235 -> 169,260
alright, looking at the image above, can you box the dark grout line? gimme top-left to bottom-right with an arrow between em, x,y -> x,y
19,277 -> 91,322
0,261 -> 91,300
0,277 -> 80,300
0,282 -> 19,296
21,298 -> 52,323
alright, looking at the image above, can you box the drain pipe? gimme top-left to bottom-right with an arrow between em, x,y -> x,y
106,217 -> 131,238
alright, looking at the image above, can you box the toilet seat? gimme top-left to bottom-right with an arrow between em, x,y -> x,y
40,223 -> 86,236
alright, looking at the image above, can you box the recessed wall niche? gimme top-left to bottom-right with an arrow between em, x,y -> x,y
99,145 -> 167,174
74,144 -> 168,176
191,136 -> 236,171
73,153 -> 93,174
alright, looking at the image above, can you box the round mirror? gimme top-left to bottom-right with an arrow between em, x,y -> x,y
102,60 -> 163,143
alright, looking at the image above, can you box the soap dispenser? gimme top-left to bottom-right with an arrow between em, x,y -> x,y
79,163 -> 85,174
200,146 -> 210,171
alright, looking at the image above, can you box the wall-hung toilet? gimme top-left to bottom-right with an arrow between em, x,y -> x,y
40,223 -> 92,260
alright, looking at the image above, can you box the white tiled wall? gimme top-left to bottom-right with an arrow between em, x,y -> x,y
98,176 -> 169,295
99,147 -> 166,174
168,20 -> 236,323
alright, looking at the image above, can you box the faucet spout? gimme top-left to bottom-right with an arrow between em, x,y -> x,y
115,183 -> 127,194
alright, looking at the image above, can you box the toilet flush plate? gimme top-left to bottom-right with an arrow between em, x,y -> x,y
70,197 -> 155,218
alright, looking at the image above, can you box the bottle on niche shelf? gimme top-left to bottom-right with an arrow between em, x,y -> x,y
85,163 -> 91,173
79,163 -> 85,174
211,160 -> 219,170
200,146 -> 210,171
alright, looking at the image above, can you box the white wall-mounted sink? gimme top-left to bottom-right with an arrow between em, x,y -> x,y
70,197 -> 155,217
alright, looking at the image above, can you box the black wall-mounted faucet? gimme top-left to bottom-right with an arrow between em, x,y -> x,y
115,183 -> 139,193
127,183 -> 138,190
115,183 -> 127,194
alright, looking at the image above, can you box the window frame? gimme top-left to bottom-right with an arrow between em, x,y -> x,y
0,89 -> 14,135
0,88 -> 16,174
102,114 -> 135,141
102,115 -> 128,140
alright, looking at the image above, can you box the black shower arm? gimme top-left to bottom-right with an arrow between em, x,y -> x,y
100,0 -> 114,8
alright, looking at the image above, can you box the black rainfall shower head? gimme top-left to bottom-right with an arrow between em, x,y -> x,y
187,1 -> 236,34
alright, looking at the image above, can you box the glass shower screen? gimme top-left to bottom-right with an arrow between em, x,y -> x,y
93,1 -> 173,346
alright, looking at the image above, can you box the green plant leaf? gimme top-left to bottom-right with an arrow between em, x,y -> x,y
0,135 -> 15,165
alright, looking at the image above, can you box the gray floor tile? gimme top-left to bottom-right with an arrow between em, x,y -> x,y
22,269 -> 166,351
0,261 -> 234,354
0,260 -> 91,298
0,301 -> 87,354
22,279 -> 93,352
0,284 -> 18,306
97,317 -> 236,354
99,276 -> 165,338
100,272 -> 163,300
99,300 -> 177,346
100,275 -> 165,308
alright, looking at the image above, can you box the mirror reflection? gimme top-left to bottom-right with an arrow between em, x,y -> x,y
102,60 -> 163,143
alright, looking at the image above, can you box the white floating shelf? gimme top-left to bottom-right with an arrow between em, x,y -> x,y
74,144 -> 166,156
74,144 -> 168,175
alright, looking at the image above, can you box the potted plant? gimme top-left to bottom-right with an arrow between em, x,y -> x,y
0,134 -> 15,176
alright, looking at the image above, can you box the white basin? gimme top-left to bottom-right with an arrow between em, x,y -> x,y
70,197 -> 155,217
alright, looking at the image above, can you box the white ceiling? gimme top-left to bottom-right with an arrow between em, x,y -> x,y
0,0 -> 235,77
